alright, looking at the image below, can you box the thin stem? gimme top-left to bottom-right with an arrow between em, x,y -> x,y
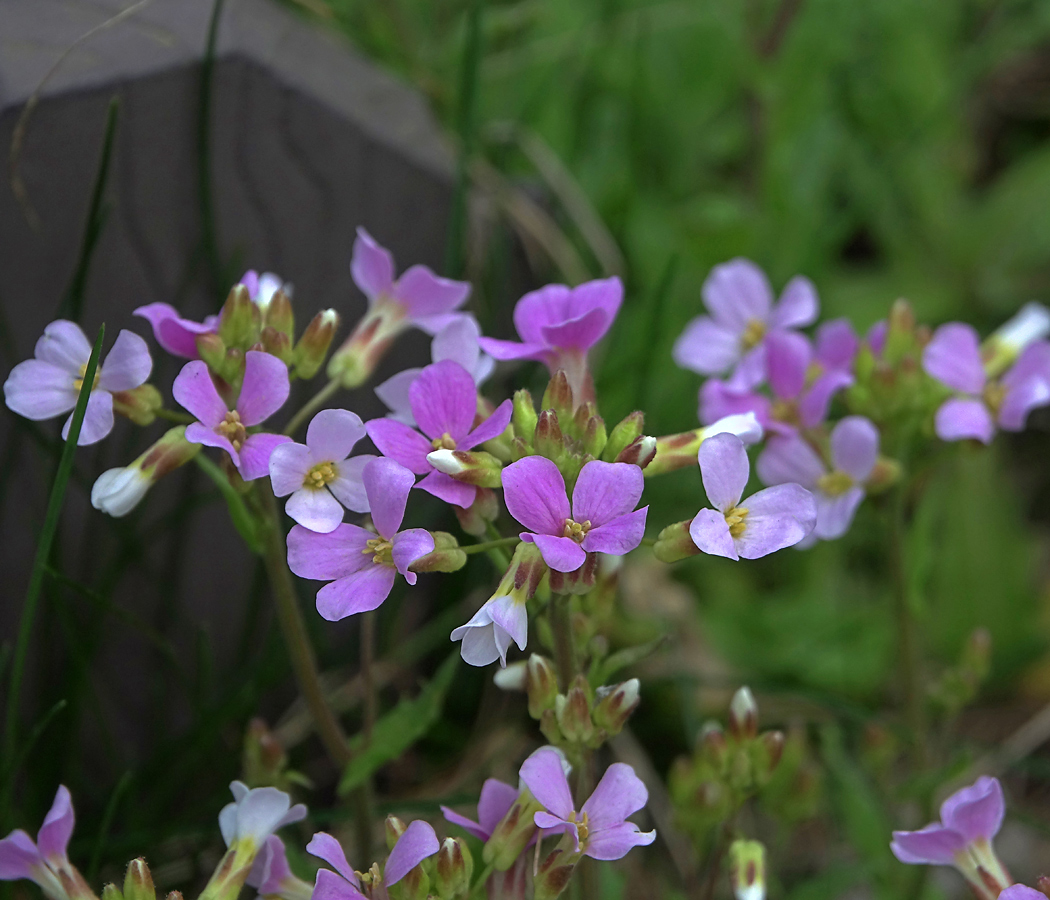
284,378 -> 341,437
550,593 -> 577,691
460,536 -> 520,555
257,482 -> 352,767
698,821 -> 731,900
155,408 -> 194,424
353,611 -> 377,865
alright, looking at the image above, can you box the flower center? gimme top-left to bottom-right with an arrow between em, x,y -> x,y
362,537 -> 394,567
216,410 -> 247,450
817,470 -> 854,497
741,318 -> 766,350
431,432 -> 457,451
770,398 -> 800,426
304,461 -> 337,489
562,518 -> 592,543
567,810 -> 590,844
982,381 -> 1006,416
72,363 -> 100,393
724,506 -> 749,538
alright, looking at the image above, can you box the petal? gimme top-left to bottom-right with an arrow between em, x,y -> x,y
440,807 -> 489,842
384,820 -> 440,887
756,435 -> 823,489
312,868 -> 366,900
230,787 -> 295,845
287,523 -> 372,580
4,360 -> 77,420
306,409 -> 366,462
531,534 -> 587,573
1003,339 -> 1050,386
700,412 -> 764,447
36,786 -> 74,859
286,488 -> 345,533
733,484 -> 816,559
830,416 -> 879,481
62,390 -> 114,446
584,821 -> 656,861
940,776 -> 1004,844
238,434 -> 293,482
134,303 -> 212,358
476,337 -> 548,362
409,360 -> 477,442
173,361 -> 227,426
815,318 -> 858,371
581,508 -> 647,557
462,399 -> 513,449
699,380 -> 770,428
923,323 -> 986,394
999,887 -> 1048,900
813,488 -> 864,540
999,374 -> 1050,431
363,457 -> 415,539
306,833 -> 359,884
185,422 -> 238,463
391,528 -> 436,581
672,317 -> 742,375
890,825 -> 966,865
316,566 -> 396,620
477,780 -> 520,836
366,418 -> 433,474
451,607 -> 503,667
247,834 -> 291,892
519,747 -> 575,821
581,763 -> 648,831
571,461 -> 643,527
488,594 -> 528,652
765,330 -> 811,401
0,830 -> 43,880
34,321 -> 90,374
798,370 -> 853,428
771,275 -> 819,329
513,284 -> 574,344
502,456 -> 571,536
374,369 -> 420,424
534,812 -> 577,848
98,330 -> 152,392
394,266 -> 471,320
867,321 -> 888,356
418,470 -> 476,508
702,259 -> 773,330
688,508 -> 738,560
237,351 -> 290,426
935,398 -> 995,444
269,442 -> 312,497
432,316 -> 483,371
328,455 -> 374,513
539,307 -> 611,353
91,466 -> 151,517
697,433 -> 749,511
351,227 -> 395,300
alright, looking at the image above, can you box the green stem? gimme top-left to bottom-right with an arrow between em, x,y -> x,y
155,408 -> 194,424
284,379 -> 341,437
550,593 -> 577,691
469,864 -> 494,900
460,536 -> 520,555
257,482 -> 352,767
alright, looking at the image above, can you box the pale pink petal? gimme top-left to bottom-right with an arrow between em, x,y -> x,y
36,786 -> 74,859
756,435 -> 823,489
287,523 -> 372,580
462,399 -> 513,449
530,533 -> 587,572
488,594 -> 528,652
391,528 -> 435,583
269,442 -> 312,497
0,830 -> 42,880
351,228 -> 395,300
813,488 -> 864,540
328,455 -> 373,513
584,822 -> 656,861
375,368 -> 420,424
733,483 -> 816,559
535,811 -> 576,848
313,868 -> 366,900
923,323 -> 985,394
363,457 -> 415,539
502,456 -> 571,535
395,266 -> 470,320
236,351 -> 290,426
771,275 -> 819,329
540,307 -> 612,352
307,833 -> 359,884
451,604 -> 507,667
890,825 -> 965,865
999,887 -> 1046,900
316,566 -> 396,620
798,370 -> 853,428
238,433 -> 293,481
571,461 -> 643,527
519,748 -> 575,821
384,821 -> 440,888
477,780 -> 520,836
409,360 -> 477,443
246,835 -> 290,893
185,421 -> 238,463
34,320 -> 90,374
815,318 -> 858,371
366,418 -> 433,474
998,374 -> 1050,431
935,398 -> 995,444
432,316 -> 483,371
418,470 -> 477,508
581,508 -> 647,556
98,330 -> 152,392
689,508 -> 738,560
4,360 -> 77,420
672,317 -> 741,375
697,433 -> 749,512
306,409 -> 366,462
830,416 -> 879,481
440,807 -> 489,842
581,763 -> 648,831
134,303 -> 213,358
699,380 -> 771,429
766,330 -> 811,401
173,360 -> 228,427
513,284 -> 574,344
286,488 -> 345,533
62,390 -> 114,445
476,337 -> 548,362
703,259 -> 773,330
940,776 -> 1004,843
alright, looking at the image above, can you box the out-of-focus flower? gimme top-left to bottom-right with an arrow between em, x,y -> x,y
814,318 -> 859,374
442,780 -> 520,842
689,433 -> 815,560
729,840 -> 766,900
92,425 -> 201,517
5,321 -> 152,445
287,458 -> 434,620
984,302 -> 1050,374
0,786 -> 85,900
246,836 -> 313,900
998,887 -> 1045,900
269,409 -> 373,533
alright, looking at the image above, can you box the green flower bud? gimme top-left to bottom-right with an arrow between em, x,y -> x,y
196,332 -> 227,375
555,677 -> 594,744
218,283 -> 262,348
385,815 -> 407,851
541,371 -> 575,422
483,790 -> 544,870
294,309 -> 339,380
527,654 -> 559,720
535,410 -> 565,461
260,326 -> 293,365
592,678 -> 640,736
533,848 -> 576,900
603,411 -> 644,462
614,435 -> 656,469
729,840 -> 766,900
123,859 -> 156,900
112,384 -> 162,426
433,837 -> 472,899
102,885 -> 123,900
409,531 -> 467,573
512,389 -> 538,444
653,520 -> 700,563
263,288 -> 295,340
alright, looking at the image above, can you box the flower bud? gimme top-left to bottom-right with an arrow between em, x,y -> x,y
512,389 -> 538,444
729,687 -> 758,740
864,456 -> 901,494
389,864 -> 430,900
219,283 -> 262,348
533,849 -> 576,900
729,840 -> 766,900
264,289 -> 295,340
494,661 -> 527,691
580,410 -> 607,459
593,678 -> 640,736
603,411 -> 645,462
292,309 -> 339,380
454,487 -> 499,536
260,326 -> 293,365
541,371 -> 575,422
653,519 -> 701,563
646,413 -> 762,477
535,410 -> 565,460
92,426 -> 201,517
426,449 -> 504,488
614,435 -> 657,469
164,893 -> 183,900
759,730 -> 785,773
433,837 -> 472,899
409,531 -> 467,573
1036,875 -> 1050,897
548,552 -> 598,595
483,790 -> 544,870
123,859 -> 155,900
102,885 -> 123,900
555,677 -> 594,744
112,384 -> 163,426
327,301 -> 406,388
385,815 -> 407,852
698,721 -> 728,766
527,654 -> 559,719
196,332 -> 227,374
243,718 -> 287,787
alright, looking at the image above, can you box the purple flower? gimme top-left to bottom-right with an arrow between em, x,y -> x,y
366,360 -> 512,508
757,416 -> 879,541
923,323 -> 1050,443
269,410 -> 374,533
247,835 -> 313,899
815,318 -> 859,373
478,278 -> 623,400
240,270 -> 289,313
690,433 -> 816,560
519,748 -> 655,860
0,785 -> 76,898
134,304 -> 221,359
174,351 -> 292,480
451,594 -> 529,667
673,259 -> 818,377
219,781 -> 307,852
441,779 -> 519,841
502,457 -> 648,573
375,316 -> 494,425
287,458 -> 435,621
4,321 -> 152,445
999,888 -> 1045,900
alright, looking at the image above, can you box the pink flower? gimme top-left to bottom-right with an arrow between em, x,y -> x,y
218,780 -> 306,851
814,318 -> 859,373
690,433 -> 816,560
287,458 -> 435,620
502,457 -> 648,573
999,888 -> 1045,900
0,786 -> 77,899
269,409 -> 374,533
520,748 -> 655,860
4,321 -> 152,445
174,351 -> 292,480
366,360 -> 512,508
441,779 -> 519,842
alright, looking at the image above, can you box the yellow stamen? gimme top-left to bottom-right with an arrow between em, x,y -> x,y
568,810 -> 591,844
72,363 -> 100,393
431,432 -> 457,451
724,506 -> 749,538
982,382 -> 1006,416
362,536 -> 394,567
561,518 -> 592,542
304,461 -> 337,489
817,470 -> 854,497
215,410 -> 247,450
741,318 -> 766,350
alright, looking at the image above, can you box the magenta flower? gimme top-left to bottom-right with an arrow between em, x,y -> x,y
891,776 -> 1009,895
757,416 -> 879,541
0,785 -> 76,898
690,433 -> 815,560
673,259 -> 818,376
269,409 -> 374,533
366,360 -> 512,508
441,779 -> 519,842
520,748 -> 655,860
174,350 -> 292,480
287,458 -> 435,621
308,822 -> 439,899
502,457 -> 648,573
923,323 -> 1050,444
4,321 -> 152,445
478,278 -> 623,399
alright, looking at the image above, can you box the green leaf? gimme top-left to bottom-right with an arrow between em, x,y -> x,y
593,635 -> 667,686
338,652 -> 460,796
193,454 -> 263,554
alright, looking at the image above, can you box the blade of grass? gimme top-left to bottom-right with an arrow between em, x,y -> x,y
6,700 -> 67,794
87,770 -> 133,883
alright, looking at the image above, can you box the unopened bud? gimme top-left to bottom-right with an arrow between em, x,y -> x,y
164,894 -> 183,900
433,837 -> 473,899
243,718 -> 287,786
264,289 -> 295,339
593,678 -> 640,736
864,456 -> 901,494
527,655 -> 560,719
102,885 -> 123,900
647,414 -> 762,477
581,411 -> 607,458
760,730 -> 785,772
535,410 -> 565,459
260,326 -> 293,365
454,487 -> 499,536
218,283 -> 262,348
294,309 -> 339,379
112,384 -> 163,426
539,708 -> 563,745
483,790 -> 544,870
729,686 -> 758,740
385,815 -> 407,851
391,863 -> 430,900
603,411 -> 645,462
729,840 -> 766,900
614,435 -> 657,469
92,426 -> 201,517
512,389 -> 538,444
123,859 -> 155,900
494,661 -> 527,692
541,371 -> 575,421
555,677 -> 594,744
534,848 -> 576,900
196,332 -> 227,374
426,449 -> 503,488
698,721 -> 728,766
409,531 -> 466,573
653,519 -> 701,563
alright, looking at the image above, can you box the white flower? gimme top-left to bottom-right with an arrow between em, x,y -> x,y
700,412 -> 763,446
218,781 -> 307,851
991,302 -> 1050,355
91,466 -> 151,517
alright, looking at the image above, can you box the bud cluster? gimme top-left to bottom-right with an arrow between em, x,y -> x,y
379,816 -> 474,900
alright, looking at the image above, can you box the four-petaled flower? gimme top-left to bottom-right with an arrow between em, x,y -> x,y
269,409 -> 373,533
366,360 -> 512,508
673,258 -> 818,377
923,323 -> 1050,444
174,350 -> 292,480
4,321 -> 152,445
690,433 -> 815,560
287,458 -> 435,620
0,785 -> 78,900
520,748 -> 655,860
441,778 -> 519,842
502,457 -> 648,573
219,780 -> 307,853
757,416 -> 879,541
